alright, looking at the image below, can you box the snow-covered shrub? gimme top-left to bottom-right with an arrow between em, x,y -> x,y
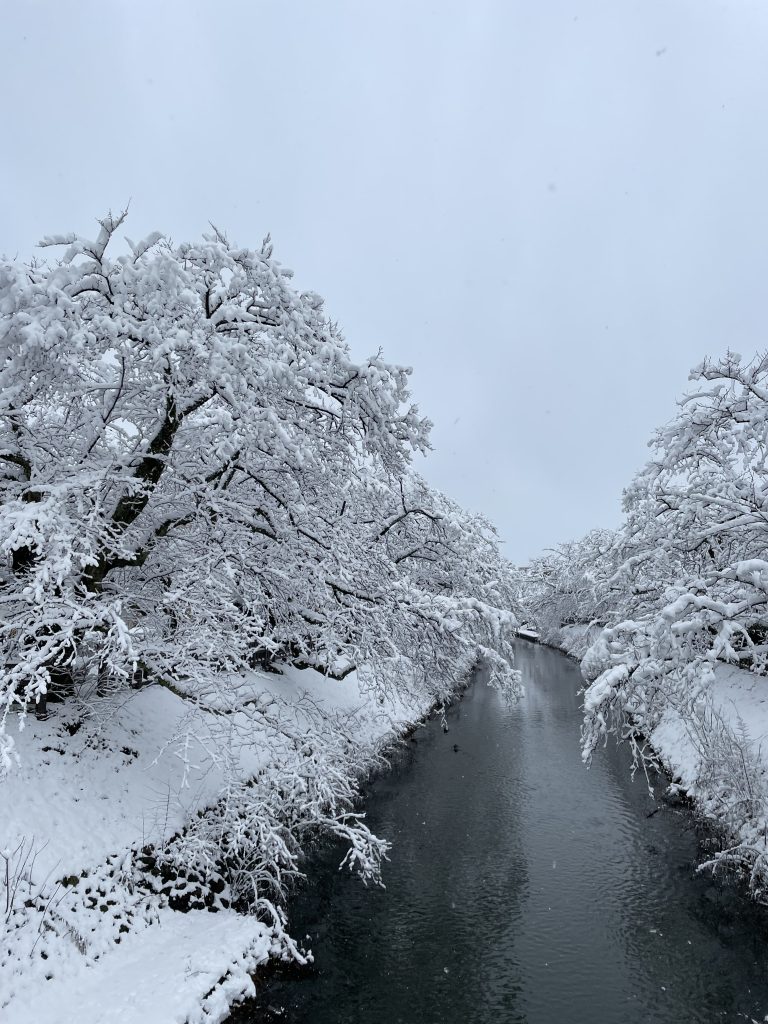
689,703 -> 765,833
151,692 -> 391,923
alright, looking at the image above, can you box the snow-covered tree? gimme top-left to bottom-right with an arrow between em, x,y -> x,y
582,352 -> 768,762
512,528 -> 620,651
0,212 -> 517,746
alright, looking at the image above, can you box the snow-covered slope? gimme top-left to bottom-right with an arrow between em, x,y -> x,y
650,663 -> 768,841
0,667 -> 434,1024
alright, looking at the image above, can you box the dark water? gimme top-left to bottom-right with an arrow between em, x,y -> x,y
229,642 -> 768,1023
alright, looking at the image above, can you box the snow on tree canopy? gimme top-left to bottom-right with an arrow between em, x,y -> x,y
0,211 -> 518,744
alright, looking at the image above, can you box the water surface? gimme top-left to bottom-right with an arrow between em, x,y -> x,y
230,641 -> 768,1023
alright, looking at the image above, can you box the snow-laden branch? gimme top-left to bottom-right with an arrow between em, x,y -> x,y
0,213 -> 518,738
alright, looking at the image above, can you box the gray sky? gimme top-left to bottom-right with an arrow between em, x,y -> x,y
3,0 -> 768,562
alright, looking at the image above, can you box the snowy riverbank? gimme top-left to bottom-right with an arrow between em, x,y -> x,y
0,667 -> 446,1024
533,628 -> 768,889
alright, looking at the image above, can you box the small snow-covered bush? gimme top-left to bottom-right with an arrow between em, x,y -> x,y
689,703 -> 765,834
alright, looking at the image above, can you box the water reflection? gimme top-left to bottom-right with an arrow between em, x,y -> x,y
229,643 -> 768,1024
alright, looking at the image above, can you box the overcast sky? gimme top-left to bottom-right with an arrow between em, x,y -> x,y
3,1 -> 768,562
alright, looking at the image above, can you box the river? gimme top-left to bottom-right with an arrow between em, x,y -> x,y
228,640 -> 768,1023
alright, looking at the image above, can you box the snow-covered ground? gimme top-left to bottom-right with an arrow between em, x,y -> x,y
6,909 -> 277,1024
650,663 -> 768,850
0,667 -> 435,1024
651,664 -> 768,790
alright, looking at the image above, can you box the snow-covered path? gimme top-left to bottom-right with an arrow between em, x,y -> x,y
4,910 -> 273,1024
